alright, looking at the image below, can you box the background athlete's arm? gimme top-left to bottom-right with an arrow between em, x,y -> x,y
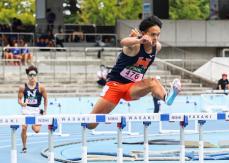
40,84 -> 48,114
18,85 -> 27,107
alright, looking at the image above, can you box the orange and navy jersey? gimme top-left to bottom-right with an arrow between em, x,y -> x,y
107,44 -> 157,83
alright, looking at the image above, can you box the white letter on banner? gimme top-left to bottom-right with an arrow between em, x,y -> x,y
59,115 -> 96,123
106,115 -> 121,123
81,114 -> 96,123
126,114 -> 159,121
59,115 -> 77,123
169,113 -> 184,121
36,116 -> 53,125
188,113 -> 216,120
0,116 -> 24,125
226,113 -> 229,120
126,115 -> 136,121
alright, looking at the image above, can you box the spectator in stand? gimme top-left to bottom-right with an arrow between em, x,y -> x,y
46,8 -> 56,32
19,39 -> 32,65
55,26 -> 65,49
35,38 -> 44,47
36,37 -> 48,51
208,3 -> 219,20
3,40 -> 21,65
2,35 -> 9,47
3,44 -> 13,64
0,35 -> 3,47
1,24 -> 11,46
72,29 -> 84,42
11,17 -> 24,32
47,38 -> 55,47
217,73 -> 229,90
11,41 -> 22,65
1,24 -> 11,32
47,30 -> 55,47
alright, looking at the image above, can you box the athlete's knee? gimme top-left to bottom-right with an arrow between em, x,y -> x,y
32,126 -> 41,133
22,126 -> 27,132
33,128 -> 40,133
149,77 -> 158,89
87,123 -> 98,130
34,130 -> 40,133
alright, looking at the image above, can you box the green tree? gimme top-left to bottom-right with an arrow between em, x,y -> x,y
169,0 -> 210,20
0,0 -> 35,24
78,0 -> 142,25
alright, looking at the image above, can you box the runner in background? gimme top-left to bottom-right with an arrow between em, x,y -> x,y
18,65 -> 48,153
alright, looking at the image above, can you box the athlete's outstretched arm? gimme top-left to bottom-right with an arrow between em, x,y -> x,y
120,37 -> 141,47
120,35 -> 152,47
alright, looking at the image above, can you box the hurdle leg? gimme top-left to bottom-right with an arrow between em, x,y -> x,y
180,123 -> 185,163
81,123 -> 88,163
48,128 -> 54,163
180,115 -> 188,163
117,125 -> 123,163
198,120 -> 206,163
11,126 -> 18,163
117,117 -> 126,163
143,122 -> 151,163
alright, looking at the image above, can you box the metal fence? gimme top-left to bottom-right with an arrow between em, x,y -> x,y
0,46 -> 217,89
0,47 -> 121,83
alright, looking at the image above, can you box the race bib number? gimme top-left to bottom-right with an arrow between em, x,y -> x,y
120,68 -> 143,82
26,98 -> 38,105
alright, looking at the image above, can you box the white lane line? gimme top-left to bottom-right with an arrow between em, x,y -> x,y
0,135 -> 115,149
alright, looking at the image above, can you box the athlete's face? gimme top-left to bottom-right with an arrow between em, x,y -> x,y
144,25 -> 160,46
27,71 -> 37,83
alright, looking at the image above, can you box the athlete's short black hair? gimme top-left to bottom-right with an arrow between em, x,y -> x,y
139,15 -> 162,32
26,65 -> 38,75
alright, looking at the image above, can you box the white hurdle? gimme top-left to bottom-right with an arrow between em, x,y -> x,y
180,117 -> 187,163
117,122 -> 123,163
81,123 -> 88,163
91,102 -> 139,136
143,121 -> 151,163
1,112 -> 229,163
10,125 -> 18,163
48,128 -> 54,163
28,101 -> 70,137
198,120 -> 205,163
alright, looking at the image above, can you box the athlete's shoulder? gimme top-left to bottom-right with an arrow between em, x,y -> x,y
18,84 -> 25,92
19,83 -> 26,89
39,83 -> 47,92
38,82 -> 45,88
